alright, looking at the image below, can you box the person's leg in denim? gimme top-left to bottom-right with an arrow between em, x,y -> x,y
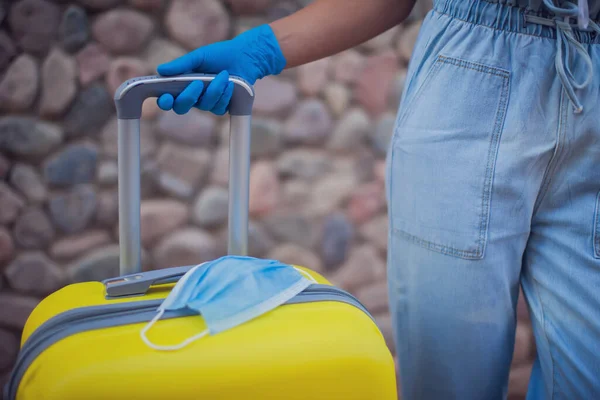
386,1 -> 600,399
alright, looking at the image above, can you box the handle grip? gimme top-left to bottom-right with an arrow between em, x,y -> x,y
103,266 -> 196,298
114,74 -> 255,119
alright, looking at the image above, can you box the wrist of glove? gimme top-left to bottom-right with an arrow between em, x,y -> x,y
156,24 -> 286,115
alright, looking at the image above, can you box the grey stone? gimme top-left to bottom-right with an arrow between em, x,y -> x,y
323,83 -> 350,117
153,228 -> 220,269
64,84 -> 113,137
95,190 -> 118,227
0,329 -> 19,371
333,50 -> 366,84
0,31 -> 17,73
276,149 -> 331,181
262,213 -> 316,249
210,147 -> 230,187
49,185 -> 97,234
156,143 -> 212,199
266,0 -> 300,21
355,281 -> 389,315
8,0 -> 61,54
283,100 -> 333,145
355,51 -> 399,117
388,69 -> 407,111
68,244 -> 151,283
77,0 -> 123,10
40,47 -> 78,117
5,252 -> 65,295
307,172 -> 357,217
143,38 -> 185,73
320,212 -> 354,270
0,153 -> 8,180
0,54 -> 39,112
347,182 -> 385,224
297,57 -> 331,97
372,113 -> 396,156
128,0 -> 164,11
250,118 -> 282,157
106,57 -> 149,94
101,117 -> 156,159
13,208 -> 55,249
224,0 -> 271,15
97,160 -> 118,186
249,161 -> 280,217
166,0 -> 229,50
253,77 -> 298,116
329,243 -> 386,292
0,183 -> 25,225
0,293 -> 40,330
280,179 -> 311,209
156,108 -> 217,146
140,199 -> 189,246
0,117 -> 63,157
10,163 -> 47,203
192,186 -> 229,228
0,227 -> 15,265
267,243 -> 323,273
247,221 -> 275,258
44,143 -> 98,186
92,9 -> 154,54
76,43 -> 110,86
50,230 -> 111,261
59,5 -> 89,53
328,108 -> 371,152
360,214 -> 388,252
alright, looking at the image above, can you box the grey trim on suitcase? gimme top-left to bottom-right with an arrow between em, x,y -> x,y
4,285 -> 373,400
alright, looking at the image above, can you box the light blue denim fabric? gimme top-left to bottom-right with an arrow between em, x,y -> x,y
386,0 -> 600,399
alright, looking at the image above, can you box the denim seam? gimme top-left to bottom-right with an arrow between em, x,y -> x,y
533,90 -> 567,215
593,190 -> 600,258
393,55 -> 510,260
531,275 -> 557,400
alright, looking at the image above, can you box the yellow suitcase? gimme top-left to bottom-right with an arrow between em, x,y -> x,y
4,75 -> 397,400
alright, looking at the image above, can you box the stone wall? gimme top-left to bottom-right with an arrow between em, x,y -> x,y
0,0 -> 534,398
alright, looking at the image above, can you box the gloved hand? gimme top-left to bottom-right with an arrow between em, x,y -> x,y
156,24 -> 287,115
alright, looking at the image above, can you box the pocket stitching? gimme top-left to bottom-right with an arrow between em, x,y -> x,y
392,54 -> 511,260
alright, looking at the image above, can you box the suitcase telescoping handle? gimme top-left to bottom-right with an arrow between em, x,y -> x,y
114,74 -> 255,276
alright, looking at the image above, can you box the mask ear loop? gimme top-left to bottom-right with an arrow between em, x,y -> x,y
294,267 -> 317,283
140,309 -> 209,351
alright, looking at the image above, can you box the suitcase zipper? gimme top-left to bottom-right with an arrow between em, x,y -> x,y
4,285 -> 374,400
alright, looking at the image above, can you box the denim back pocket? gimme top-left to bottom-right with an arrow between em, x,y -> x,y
389,55 -> 510,260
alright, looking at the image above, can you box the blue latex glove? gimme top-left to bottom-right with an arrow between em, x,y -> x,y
156,24 -> 286,115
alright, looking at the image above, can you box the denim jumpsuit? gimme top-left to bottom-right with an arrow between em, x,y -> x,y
386,0 -> 600,398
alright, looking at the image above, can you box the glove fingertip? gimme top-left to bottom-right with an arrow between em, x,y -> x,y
157,94 -> 174,111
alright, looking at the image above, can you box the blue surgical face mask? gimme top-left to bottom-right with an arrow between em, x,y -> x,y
141,256 -> 316,351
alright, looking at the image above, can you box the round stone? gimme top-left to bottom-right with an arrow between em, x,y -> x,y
267,243 -> 323,273
8,0 -> 61,54
153,228 -> 220,269
0,228 -> 15,265
14,208 -> 55,249
4,252 -> 65,296
49,185 -> 97,234
329,243 -> 386,292
249,161 -> 280,217
166,0 -> 230,50
59,5 -> 89,53
140,199 -> 189,246
64,84 -> 112,138
76,43 -> 110,86
224,0 -> 271,15
250,118 -> 281,157
192,186 -> 229,228
347,182 -> 385,225
44,143 -> 98,186
372,113 -> 396,156
143,38 -> 185,73
355,51 -> 399,117
50,230 -> 112,261
283,100 -> 333,145
40,47 -> 78,117
9,163 -> 47,203
0,329 -> 19,371
0,117 -> 63,157
0,54 -> 39,112
320,212 -> 354,270
92,9 -> 154,54
276,149 -> 331,181
328,108 -> 371,152
0,31 -> 17,73
323,83 -> 350,117
106,57 -> 149,94
253,77 -> 298,116
0,293 -> 40,330
297,57 -> 331,97
77,0 -> 123,10
0,183 -> 25,225
156,108 -> 216,146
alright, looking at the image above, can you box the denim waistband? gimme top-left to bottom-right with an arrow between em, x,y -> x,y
434,0 -> 600,43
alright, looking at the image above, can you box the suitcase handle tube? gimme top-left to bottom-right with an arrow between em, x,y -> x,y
103,265 -> 195,298
114,75 -> 255,276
